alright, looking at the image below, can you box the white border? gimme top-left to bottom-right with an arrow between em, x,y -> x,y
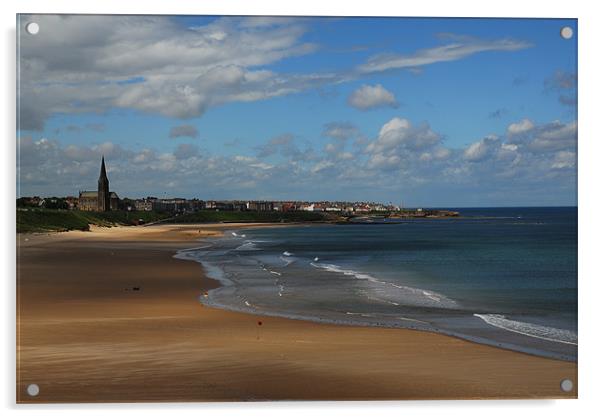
3,1 -> 600,417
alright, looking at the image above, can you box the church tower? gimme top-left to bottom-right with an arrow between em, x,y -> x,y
97,156 -> 111,211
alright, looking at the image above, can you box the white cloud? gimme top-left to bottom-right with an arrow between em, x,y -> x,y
17,136 -> 307,198
325,143 -> 338,153
347,84 -> 398,110
249,162 -> 274,170
311,160 -> 335,174
551,151 -> 576,169
367,117 -> 441,153
419,147 -> 452,162
507,118 -> 535,136
18,15 -> 320,130
433,147 -> 452,160
63,144 -> 97,162
529,121 -> 577,152
464,135 -> 499,162
17,15 -> 533,131
324,139 -> 350,156
357,35 -> 532,74
362,117 -> 450,173
133,149 -> 155,164
367,153 -> 401,170
18,116 -> 577,205
497,143 -> 520,165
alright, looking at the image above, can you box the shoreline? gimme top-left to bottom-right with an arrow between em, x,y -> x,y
17,224 -> 577,402
177,226 -> 577,363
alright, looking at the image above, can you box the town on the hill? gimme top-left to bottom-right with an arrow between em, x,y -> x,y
17,157 -> 460,220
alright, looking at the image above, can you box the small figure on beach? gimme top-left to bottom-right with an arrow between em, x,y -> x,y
256,320 -> 263,340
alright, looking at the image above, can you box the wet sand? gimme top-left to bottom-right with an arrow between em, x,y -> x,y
17,224 -> 577,402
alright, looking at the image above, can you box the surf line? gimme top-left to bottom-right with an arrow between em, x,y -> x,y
474,314 -> 577,346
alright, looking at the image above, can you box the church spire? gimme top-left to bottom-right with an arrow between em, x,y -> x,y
97,156 -> 110,211
100,155 -> 107,179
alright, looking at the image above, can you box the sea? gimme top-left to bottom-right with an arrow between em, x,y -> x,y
176,207 -> 577,361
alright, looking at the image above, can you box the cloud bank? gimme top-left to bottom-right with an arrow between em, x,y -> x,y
18,15 -> 533,131
18,116 -> 576,206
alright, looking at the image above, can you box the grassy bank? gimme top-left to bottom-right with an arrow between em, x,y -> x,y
16,209 -> 333,233
17,209 -> 169,233
166,210 -> 330,224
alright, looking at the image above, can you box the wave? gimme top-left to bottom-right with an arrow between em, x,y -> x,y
346,312 -> 376,318
474,314 -> 577,345
346,311 -> 429,325
282,251 -> 293,256
279,256 -> 294,267
506,222 -> 546,225
173,244 -> 213,261
234,241 -> 258,251
310,262 -> 458,309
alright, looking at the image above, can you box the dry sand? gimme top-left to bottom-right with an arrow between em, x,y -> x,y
17,223 -> 577,402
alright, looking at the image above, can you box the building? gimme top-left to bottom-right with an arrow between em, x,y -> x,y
300,203 -> 315,211
280,202 -> 298,212
134,199 -> 153,211
204,201 -> 245,211
64,196 -> 78,210
246,201 -> 274,211
97,156 -> 110,211
78,191 -> 119,211
78,157 -> 119,211
152,198 -> 187,213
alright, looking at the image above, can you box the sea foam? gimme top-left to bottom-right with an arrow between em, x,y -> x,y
310,262 -> 458,309
234,241 -> 259,251
474,314 -> 577,345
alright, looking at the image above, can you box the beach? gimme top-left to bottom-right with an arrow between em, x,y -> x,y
17,224 -> 577,402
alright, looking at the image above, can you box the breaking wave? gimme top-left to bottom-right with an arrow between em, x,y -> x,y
234,241 -> 259,251
310,262 -> 458,309
474,314 -> 577,345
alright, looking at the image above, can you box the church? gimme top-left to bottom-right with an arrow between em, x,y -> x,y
78,156 -> 120,211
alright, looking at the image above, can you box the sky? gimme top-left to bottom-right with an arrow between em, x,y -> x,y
17,15 -> 577,207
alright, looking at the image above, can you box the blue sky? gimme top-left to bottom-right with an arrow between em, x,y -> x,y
17,15 -> 577,206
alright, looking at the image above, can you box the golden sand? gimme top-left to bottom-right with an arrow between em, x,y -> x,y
17,224 -> 577,402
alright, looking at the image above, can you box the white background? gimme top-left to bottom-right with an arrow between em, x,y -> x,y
2,0 -> 600,417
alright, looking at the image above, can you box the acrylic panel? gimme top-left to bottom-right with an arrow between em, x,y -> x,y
16,14 -> 578,402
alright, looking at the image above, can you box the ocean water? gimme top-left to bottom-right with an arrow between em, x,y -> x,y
176,207 -> 577,361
